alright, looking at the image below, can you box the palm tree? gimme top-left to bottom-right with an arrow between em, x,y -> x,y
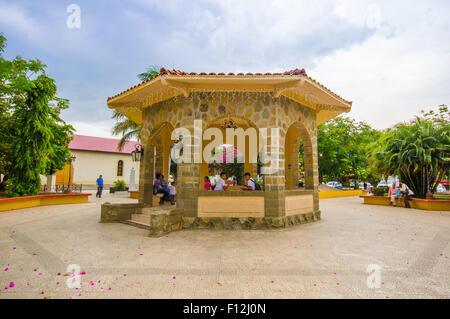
111,66 -> 160,151
137,65 -> 160,82
371,105 -> 449,197
111,110 -> 141,151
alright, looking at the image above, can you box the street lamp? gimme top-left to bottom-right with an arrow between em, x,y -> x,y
131,144 -> 144,162
67,155 -> 76,192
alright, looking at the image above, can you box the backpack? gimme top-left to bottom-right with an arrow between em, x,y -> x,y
250,178 -> 261,191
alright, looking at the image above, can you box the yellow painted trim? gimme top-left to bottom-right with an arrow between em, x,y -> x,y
0,195 -> 89,212
129,191 -> 139,199
319,189 -> 367,199
361,196 -> 450,211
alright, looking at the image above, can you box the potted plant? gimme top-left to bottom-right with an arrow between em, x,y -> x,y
110,180 -> 128,194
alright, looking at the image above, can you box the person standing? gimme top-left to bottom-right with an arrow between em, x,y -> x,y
399,181 -> 414,208
96,175 -> 103,198
168,181 -> 176,205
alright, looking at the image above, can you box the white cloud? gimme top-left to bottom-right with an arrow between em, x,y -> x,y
310,0 -> 450,129
71,120 -> 117,139
1,0 -> 449,136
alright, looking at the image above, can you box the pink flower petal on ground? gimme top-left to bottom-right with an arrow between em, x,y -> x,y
137,281 -> 141,284
108,287 -> 111,290
27,282 -> 31,286
57,273 -> 61,276
98,280 -> 101,283
38,272 -> 42,276
313,283 -> 317,286
9,282 -> 15,288
333,272 -> 337,275
270,280 -> 274,283
80,272 -> 86,275
172,276 -> 176,279
4,268 -> 8,271
56,282 -> 60,285
13,247 -> 16,250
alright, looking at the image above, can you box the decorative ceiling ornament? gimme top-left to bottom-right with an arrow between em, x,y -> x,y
221,117 -> 238,129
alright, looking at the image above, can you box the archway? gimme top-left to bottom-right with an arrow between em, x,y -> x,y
199,116 -> 260,189
284,122 -> 313,190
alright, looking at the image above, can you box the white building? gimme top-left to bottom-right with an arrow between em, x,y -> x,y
52,134 -> 140,188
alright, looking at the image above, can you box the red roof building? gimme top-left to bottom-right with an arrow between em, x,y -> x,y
69,134 -> 139,154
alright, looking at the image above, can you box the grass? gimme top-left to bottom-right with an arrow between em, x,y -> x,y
433,195 -> 450,200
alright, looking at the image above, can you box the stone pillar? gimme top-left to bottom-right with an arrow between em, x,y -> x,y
304,131 -> 320,212
138,143 -> 156,207
176,126 -> 200,217
155,145 -> 164,178
263,137 -> 286,217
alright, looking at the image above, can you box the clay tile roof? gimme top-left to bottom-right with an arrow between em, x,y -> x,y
69,134 -> 139,154
107,67 -> 351,105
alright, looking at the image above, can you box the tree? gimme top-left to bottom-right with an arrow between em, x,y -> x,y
371,105 -> 449,197
0,35 -> 74,196
314,117 -> 382,185
111,65 -> 160,150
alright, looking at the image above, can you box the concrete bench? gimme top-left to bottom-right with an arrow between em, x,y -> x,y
153,193 -> 165,206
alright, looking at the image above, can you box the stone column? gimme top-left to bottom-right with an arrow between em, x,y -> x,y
304,131 -> 320,212
263,136 -> 286,217
176,125 -> 200,217
138,143 -> 156,207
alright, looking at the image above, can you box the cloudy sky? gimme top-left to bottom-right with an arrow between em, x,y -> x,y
1,0 -> 449,138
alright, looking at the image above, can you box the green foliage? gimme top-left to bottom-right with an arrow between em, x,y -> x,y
113,180 -> 127,190
137,65 -> 161,82
0,35 -> 74,196
314,117 -> 382,184
111,110 -> 141,151
372,187 -> 388,196
371,105 -> 449,197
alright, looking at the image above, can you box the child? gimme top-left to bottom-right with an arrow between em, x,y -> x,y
204,176 -> 211,190
168,181 -> 176,205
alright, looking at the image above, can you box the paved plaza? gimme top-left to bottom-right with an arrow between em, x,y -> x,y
0,193 -> 449,299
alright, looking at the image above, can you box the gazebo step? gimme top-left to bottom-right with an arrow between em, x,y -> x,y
131,213 -> 150,224
121,219 -> 150,230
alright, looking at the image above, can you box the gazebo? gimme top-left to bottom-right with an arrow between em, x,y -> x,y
101,68 -> 352,236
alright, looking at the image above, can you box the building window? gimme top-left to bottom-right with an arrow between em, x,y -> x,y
117,160 -> 123,176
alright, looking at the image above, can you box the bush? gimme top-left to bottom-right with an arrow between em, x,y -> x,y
113,180 -> 127,190
372,187 -> 388,196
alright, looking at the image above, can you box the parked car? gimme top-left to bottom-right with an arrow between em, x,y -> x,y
436,184 -> 447,193
359,182 -> 372,190
326,181 -> 343,189
377,181 -> 389,188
